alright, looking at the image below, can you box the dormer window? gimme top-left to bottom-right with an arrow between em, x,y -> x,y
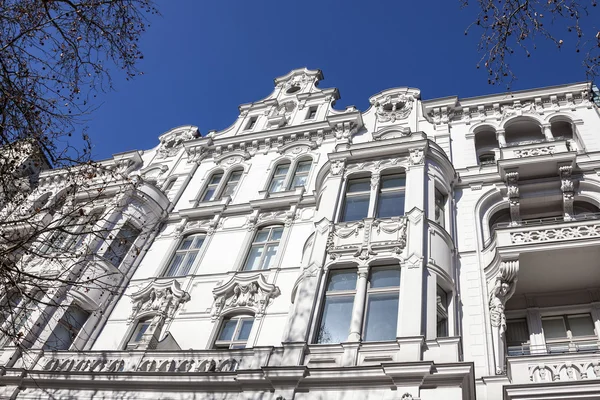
306,106 -> 318,120
245,116 -> 257,131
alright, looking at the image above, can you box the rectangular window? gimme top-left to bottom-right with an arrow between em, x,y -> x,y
105,223 -> 141,267
376,174 -> 405,219
201,173 -> 223,202
268,163 -> 290,193
542,314 -> 597,354
243,226 -> 283,271
164,234 -> 205,277
306,106 -> 318,120
341,178 -> 371,222
506,318 -> 530,356
245,116 -> 257,130
316,269 -> 357,344
43,305 -> 90,351
38,217 -> 77,255
291,160 -> 311,189
436,285 -> 449,337
125,320 -> 150,349
215,316 -> 254,349
435,188 -> 446,227
363,268 -> 400,342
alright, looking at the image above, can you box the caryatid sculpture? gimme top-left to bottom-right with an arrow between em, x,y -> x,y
489,260 -> 518,375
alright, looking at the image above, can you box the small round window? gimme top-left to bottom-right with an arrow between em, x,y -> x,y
286,85 -> 301,94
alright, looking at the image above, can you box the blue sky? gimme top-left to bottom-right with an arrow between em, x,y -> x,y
84,0 -> 598,160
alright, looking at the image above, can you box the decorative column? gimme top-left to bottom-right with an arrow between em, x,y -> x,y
348,265 -> 369,342
496,129 -> 507,148
506,171 -> 521,225
489,260 -> 519,375
368,172 -> 380,218
559,165 -> 574,220
542,124 -> 554,141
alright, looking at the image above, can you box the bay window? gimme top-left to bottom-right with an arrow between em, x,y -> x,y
436,285 -> 449,337
243,226 -> 283,271
376,174 -> 406,219
316,266 -> 400,344
434,188 -> 446,228
43,304 -> 90,351
341,178 -> 371,222
105,223 -> 141,268
163,234 -> 205,277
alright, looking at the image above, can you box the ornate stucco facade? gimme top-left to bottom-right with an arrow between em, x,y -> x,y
1,68 -> 600,400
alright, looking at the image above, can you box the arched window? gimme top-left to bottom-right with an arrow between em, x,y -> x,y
268,159 -> 312,193
214,315 -> 254,349
124,318 -> 151,350
163,234 -> 205,277
290,159 -> 312,188
474,127 -> 499,165
243,226 -> 283,271
269,162 -> 291,193
200,172 -> 223,202
221,169 -> 243,198
505,118 -> 544,145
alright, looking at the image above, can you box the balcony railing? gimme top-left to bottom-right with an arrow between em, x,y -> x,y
507,340 -> 600,357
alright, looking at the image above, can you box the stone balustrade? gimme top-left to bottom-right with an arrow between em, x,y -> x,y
507,351 -> 600,384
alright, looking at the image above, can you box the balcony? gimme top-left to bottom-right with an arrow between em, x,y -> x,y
498,138 -> 575,179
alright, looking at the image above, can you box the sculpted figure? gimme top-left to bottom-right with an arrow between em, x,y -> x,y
489,261 -> 518,375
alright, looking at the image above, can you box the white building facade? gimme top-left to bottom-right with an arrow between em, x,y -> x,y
1,68 -> 600,400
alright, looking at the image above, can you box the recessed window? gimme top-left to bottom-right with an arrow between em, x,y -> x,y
306,106 -> 318,120
434,188 -> 446,228
201,172 -> 223,202
542,314 -> 597,353
341,177 -> 371,222
363,268 -> 400,341
163,179 -> 176,195
268,162 -> 291,193
243,226 -> 283,271
245,116 -> 257,131
221,170 -> 243,198
436,286 -> 449,337
479,153 -> 496,165
376,174 -> 406,219
163,234 -> 205,277
215,316 -> 254,349
105,223 -> 141,267
43,304 -> 90,351
125,319 -> 151,350
506,318 -> 531,356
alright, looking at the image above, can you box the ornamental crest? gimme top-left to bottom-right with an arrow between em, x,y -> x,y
157,126 -> 199,159
369,88 -> 420,123
129,280 -> 191,323
211,274 -> 281,320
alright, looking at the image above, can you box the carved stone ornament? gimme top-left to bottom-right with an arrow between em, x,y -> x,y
489,260 -> 519,375
129,280 -> 191,323
409,148 -> 424,166
371,94 -> 414,123
211,274 -> 281,320
280,73 -> 311,94
157,126 -> 199,159
330,160 -> 345,176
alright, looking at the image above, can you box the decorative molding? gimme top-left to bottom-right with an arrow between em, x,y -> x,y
506,171 -> 520,224
409,148 -> 424,166
157,126 -> 198,159
529,361 -> 600,382
330,160 -> 345,176
514,146 -> 555,158
130,280 -> 190,323
510,224 -> 600,243
276,140 -> 317,155
211,274 -> 281,320
372,126 -> 412,141
559,164 -> 574,220
370,91 -> 417,123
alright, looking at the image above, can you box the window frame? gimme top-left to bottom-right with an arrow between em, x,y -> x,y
200,171 -> 224,202
541,313 -> 597,343
104,222 -> 141,268
434,188 -> 447,228
42,303 -> 91,351
245,116 -> 258,131
214,315 -> 255,349
241,225 -> 284,271
267,157 -> 313,194
162,233 -> 206,277
268,162 -> 291,193
340,175 -> 372,222
124,318 -> 151,350
362,267 -> 400,342
315,268 -> 358,344
375,173 -> 406,219
305,106 -> 318,120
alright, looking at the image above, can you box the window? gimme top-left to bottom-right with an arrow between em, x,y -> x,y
70,212 -> 101,251
479,153 -> 496,165
125,319 -> 151,349
0,291 -> 45,348
214,316 -> 254,349
221,170 -> 242,198
434,188 -> 446,228
105,223 -> 141,267
363,268 -> 400,341
268,162 -> 290,193
243,226 -> 283,271
437,286 -> 449,337
163,234 -> 205,277
316,269 -> 357,344
245,116 -> 257,131
542,314 -> 597,353
201,172 -> 223,202
163,179 -> 176,195
376,173 -> 406,219
306,106 -> 318,120
291,160 -> 311,189
506,319 -> 530,356
341,177 -> 371,222
38,217 -> 77,255
43,305 -> 90,351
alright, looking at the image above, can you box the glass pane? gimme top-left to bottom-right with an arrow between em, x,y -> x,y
218,319 -> 238,341
63,306 -> 89,331
291,175 -> 308,188
243,247 -> 263,271
370,269 -> 400,288
179,251 -> 198,276
506,319 -> 530,345
542,318 -> 567,339
270,227 -> 283,241
262,244 -> 279,269
180,237 -> 194,250
568,315 -> 595,337
228,171 -> 242,182
132,322 -> 150,343
255,230 -> 270,243
237,319 -> 254,340
363,293 -> 399,341
269,177 -> 285,193
377,191 -> 405,218
342,195 -> 370,222
44,324 -> 73,351
347,180 -> 370,193
327,270 -> 357,291
210,174 -> 223,185
191,236 -> 205,249
202,187 -> 216,202
381,175 -> 405,189
295,161 -> 311,173
317,296 -> 354,344
223,183 -> 236,197
274,164 -> 290,176
165,254 -> 184,277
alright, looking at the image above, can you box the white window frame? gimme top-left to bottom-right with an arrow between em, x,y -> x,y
434,188 -> 447,228
241,225 -> 284,271
340,175 -> 371,222
214,315 -> 254,349
124,319 -> 151,350
200,168 -> 244,203
375,173 -> 406,219
266,157 -> 313,194
362,267 -> 400,342
103,222 -> 141,268
42,303 -> 91,351
305,106 -> 318,120
315,268 -> 357,344
162,233 -> 206,277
